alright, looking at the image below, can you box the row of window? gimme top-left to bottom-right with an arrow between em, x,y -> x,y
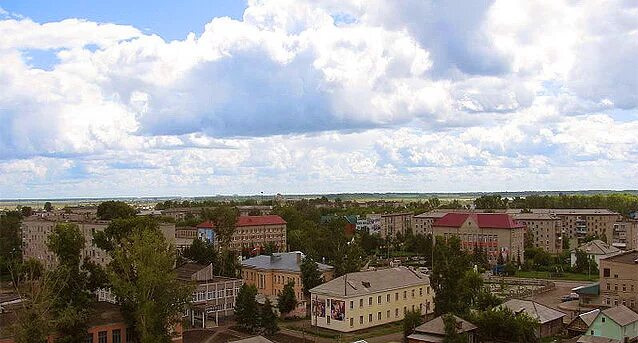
192,288 -> 240,302
349,288 -> 429,309
85,328 -> 133,343
603,297 -> 636,308
605,282 -> 635,292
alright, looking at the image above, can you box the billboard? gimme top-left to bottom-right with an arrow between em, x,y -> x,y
313,298 -> 325,317
330,299 -> 345,321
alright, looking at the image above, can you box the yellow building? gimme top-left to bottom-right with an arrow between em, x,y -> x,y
309,266 -> 433,332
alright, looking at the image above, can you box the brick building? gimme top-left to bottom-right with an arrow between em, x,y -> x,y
599,250 -> 638,310
380,213 -> 413,239
511,212 -> 563,254
196,215 -> 287,252
432,213 -> 525,264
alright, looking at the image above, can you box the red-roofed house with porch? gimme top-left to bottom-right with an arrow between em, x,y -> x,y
432,213 -> 525,265
197,215 -> 287,252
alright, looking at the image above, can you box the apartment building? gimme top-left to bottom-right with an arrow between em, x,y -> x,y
196,215 -> 287,252
175,226 -> 197,251
432,213 -> 525,264
21,218 -> 176,268
511,212 -> 563,254
241,252 -> 334,303
613,219 -> 638,250
310,266 -> 433,332
412,211 -> 448,236
380,213 -> 413,239
599,251 -> 638,310
507,209 -> 620,245
176,263 -> 243,328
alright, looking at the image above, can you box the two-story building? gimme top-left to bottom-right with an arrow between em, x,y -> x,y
309,266 -> 433,332
579,305 -> 638,343
241,252 -> 333,304
599,250 -> 638,310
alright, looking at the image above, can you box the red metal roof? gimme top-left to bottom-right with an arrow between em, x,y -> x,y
197,215 -> 286,229
433,213 -> 524,229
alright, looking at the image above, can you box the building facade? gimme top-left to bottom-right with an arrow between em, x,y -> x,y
310,267 -> 434,332
432,213 -> 525,264
380,213 -> 413,239
581,305 -> 638,342
176,263 -> 243,328
613,219 -> 638,250
197,215 -> 287,252
412,211 -> 448,236
599,251 -> 638,310
241,252 -> 333,303
511,212 -> 563,254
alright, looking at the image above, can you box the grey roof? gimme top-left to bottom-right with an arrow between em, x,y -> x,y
580,309 -> 600,327
510,213 -> 560,220
413,315 -> 477,336
501,299 -> 566,324
310,266 -> 429,297
599,250 -> 638,264
573,240 -> 621,256
230,336 -> 274,343
506,209 -> 619,216
577,336 -> 620,343
406,333 -> 444,342
241,252 -> 333,273
600,305 -> 638,327
414,211 -> 449,219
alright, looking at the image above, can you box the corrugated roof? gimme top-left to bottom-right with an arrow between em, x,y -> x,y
501,299 -> 566,323
573,240 -> 621,256
580,309 -> 600,327
310,266 -> 429,297
413,315 -> 477,336
433,213 -> 524,229
599,250 -> 638,265
241,252 -> 333,273
577,336 -> 621,343
197,215 -> 286,229
601,305 -> 638,327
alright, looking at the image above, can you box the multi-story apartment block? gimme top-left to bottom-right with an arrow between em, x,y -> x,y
511,212 -> 563,254
241,252 -> 334,303
310,266 -> 433,332
507,209 -> 620,245
176,263 -> 243,328
196,215 -> 287,252
412,211 -> 448,236
613,219 -> 638,250
432,213 -> 525,264
599,251 -> 638,310
21,217 -> 176,268
380,213 -> 413,239
175,226 -> 197,251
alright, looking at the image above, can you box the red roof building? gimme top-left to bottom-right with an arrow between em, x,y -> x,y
432,213 -> 525,265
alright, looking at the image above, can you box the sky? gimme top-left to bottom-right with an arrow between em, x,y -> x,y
0,0 -> 637,198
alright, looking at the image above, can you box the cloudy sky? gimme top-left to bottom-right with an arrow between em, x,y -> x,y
1,0 -> 637,198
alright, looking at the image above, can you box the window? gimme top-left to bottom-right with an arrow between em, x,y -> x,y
85,334 -> 94,343
350,301 -> 353,309
98,331 -> 107,343
419,288 -> 423,296
360,316 -> 363,324
378,295 -> 381,304
395,308 -> 399,317
411,289 -> 415,298
403,291 -> 407,299
126,328 -> 135,343
387,294 -> 390,302
113,329 -> 122,343
602,317 -> 606,323
350,318 -> 354,327
607,283 -> 611,290
369,297 -> 372,305
404,306 -> 407,314
603,268 -> 610,277
623,285 -> 627,292
387,310 -> 390,318
369,313 -> 373,322
360,299 -> 363,307
395,293 -> 399,301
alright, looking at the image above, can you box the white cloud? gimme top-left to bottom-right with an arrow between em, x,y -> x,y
0,0 -> 636,197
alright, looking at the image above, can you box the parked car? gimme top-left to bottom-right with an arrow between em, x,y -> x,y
561,293 -> 579,302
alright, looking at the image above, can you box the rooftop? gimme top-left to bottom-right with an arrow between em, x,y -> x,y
500,299 -> 566,324
507,209 -> 619,216
197,215 -> 286,229
413,314 -> 477,335
174,262 -> 240,283
600,250 -> 638,265
433,213 -> 524,229
573,240 -> 621,256
310,266 -> 429,297
600,305 -> 638,327
241,252 -> 333,273
510,212 -> 560,220
577,336 -> 620,343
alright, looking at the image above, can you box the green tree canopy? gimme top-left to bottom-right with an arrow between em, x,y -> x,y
442,314 -> 468,343
97,201 -> 137,220
300,256 -> 322,297
260,299 -> 279,336
470,307 -> 539,343
0,211 -> 22,278
235,284 -> 260,333
182,238 -> 217,267
402,309 -> 423,338
202,206 -> 239,248
277,281 -> 297,316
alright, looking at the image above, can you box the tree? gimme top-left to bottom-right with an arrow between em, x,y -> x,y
573,249 -> 599,275
277,281 -> 297,316
402,309 -> 423,338
443,314 -> 468,343
219,249 -> 241,278
470,307 -> 539,343
11,271 -> 60,343
182,238 -> 217,267
0,211 -> 22,278
300,257 -> 322,297
260,299 -> 279,336
235,284 -> 260,333
96,217 -> 193,342
44,202 -> 53,212
97,200 -> 136,220
263,241 -> 278,255
202,206 -> 239,248
19,206 -> 33,217
431,236 -> 474,316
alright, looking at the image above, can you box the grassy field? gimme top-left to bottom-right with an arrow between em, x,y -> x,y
515,270 -> 598,282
